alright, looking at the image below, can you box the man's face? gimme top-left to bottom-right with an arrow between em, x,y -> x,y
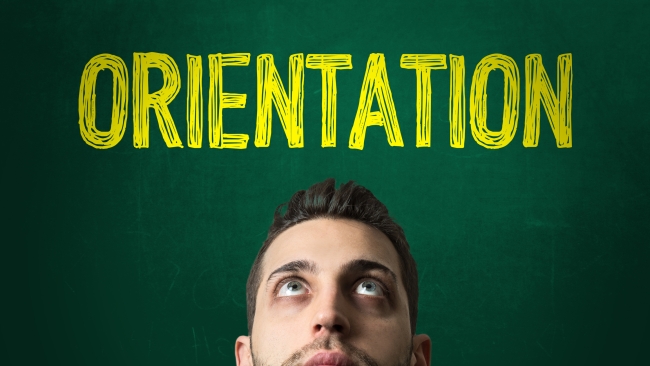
236,218 -> 419,366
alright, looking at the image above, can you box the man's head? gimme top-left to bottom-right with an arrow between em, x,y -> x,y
236,179 -> 430,366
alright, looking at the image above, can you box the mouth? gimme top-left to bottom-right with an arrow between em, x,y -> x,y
303,351 -> 356,366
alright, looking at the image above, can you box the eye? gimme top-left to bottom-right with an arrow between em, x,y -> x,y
277,280 -> 308,297
355,280 -> 384,296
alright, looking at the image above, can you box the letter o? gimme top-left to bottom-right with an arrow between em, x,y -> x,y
470,54 -> 520,149
78,54 -> 128,149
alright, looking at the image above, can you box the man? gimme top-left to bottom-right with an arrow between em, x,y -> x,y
236,179 -> 431,366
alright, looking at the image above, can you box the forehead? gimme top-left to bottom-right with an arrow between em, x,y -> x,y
261,218 -> 401,278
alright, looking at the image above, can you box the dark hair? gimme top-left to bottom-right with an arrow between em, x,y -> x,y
245,178 -> 419,334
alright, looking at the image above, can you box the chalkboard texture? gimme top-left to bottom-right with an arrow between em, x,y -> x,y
4,0 -> 649,365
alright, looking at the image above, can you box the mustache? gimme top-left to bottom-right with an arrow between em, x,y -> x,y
279,336 -> 379,366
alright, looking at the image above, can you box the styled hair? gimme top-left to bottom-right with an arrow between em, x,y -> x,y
245,178 -> 419,334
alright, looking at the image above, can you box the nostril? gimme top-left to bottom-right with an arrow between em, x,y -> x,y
315,323 -> 345,334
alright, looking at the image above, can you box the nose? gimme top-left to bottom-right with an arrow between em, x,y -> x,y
311,286 -> 351,338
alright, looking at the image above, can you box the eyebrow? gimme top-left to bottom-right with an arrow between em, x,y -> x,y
267,260 -> 319,284
340,259 -> 397,283
267,258 -> 398,286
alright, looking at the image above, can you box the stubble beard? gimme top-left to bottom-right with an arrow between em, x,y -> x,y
251,335 -> 413,366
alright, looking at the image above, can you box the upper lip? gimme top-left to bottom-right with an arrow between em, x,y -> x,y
303,351 -> 356,366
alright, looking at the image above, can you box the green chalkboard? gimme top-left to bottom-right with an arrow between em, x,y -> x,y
4,0 -> 649,365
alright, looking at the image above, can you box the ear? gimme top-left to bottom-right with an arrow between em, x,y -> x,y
235,336 -> 253,366
411,334 -> 431,366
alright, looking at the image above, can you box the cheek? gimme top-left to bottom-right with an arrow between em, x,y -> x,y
348,302 -> 412,363
351,295 -> 392,316
352,319 -> 412,364
252,304 -> 313,360
352,312 -> 404,338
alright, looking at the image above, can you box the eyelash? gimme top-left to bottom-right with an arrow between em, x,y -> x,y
273,275 -> 391,297
274,276 -> 309,296
354,275 -> 390,297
